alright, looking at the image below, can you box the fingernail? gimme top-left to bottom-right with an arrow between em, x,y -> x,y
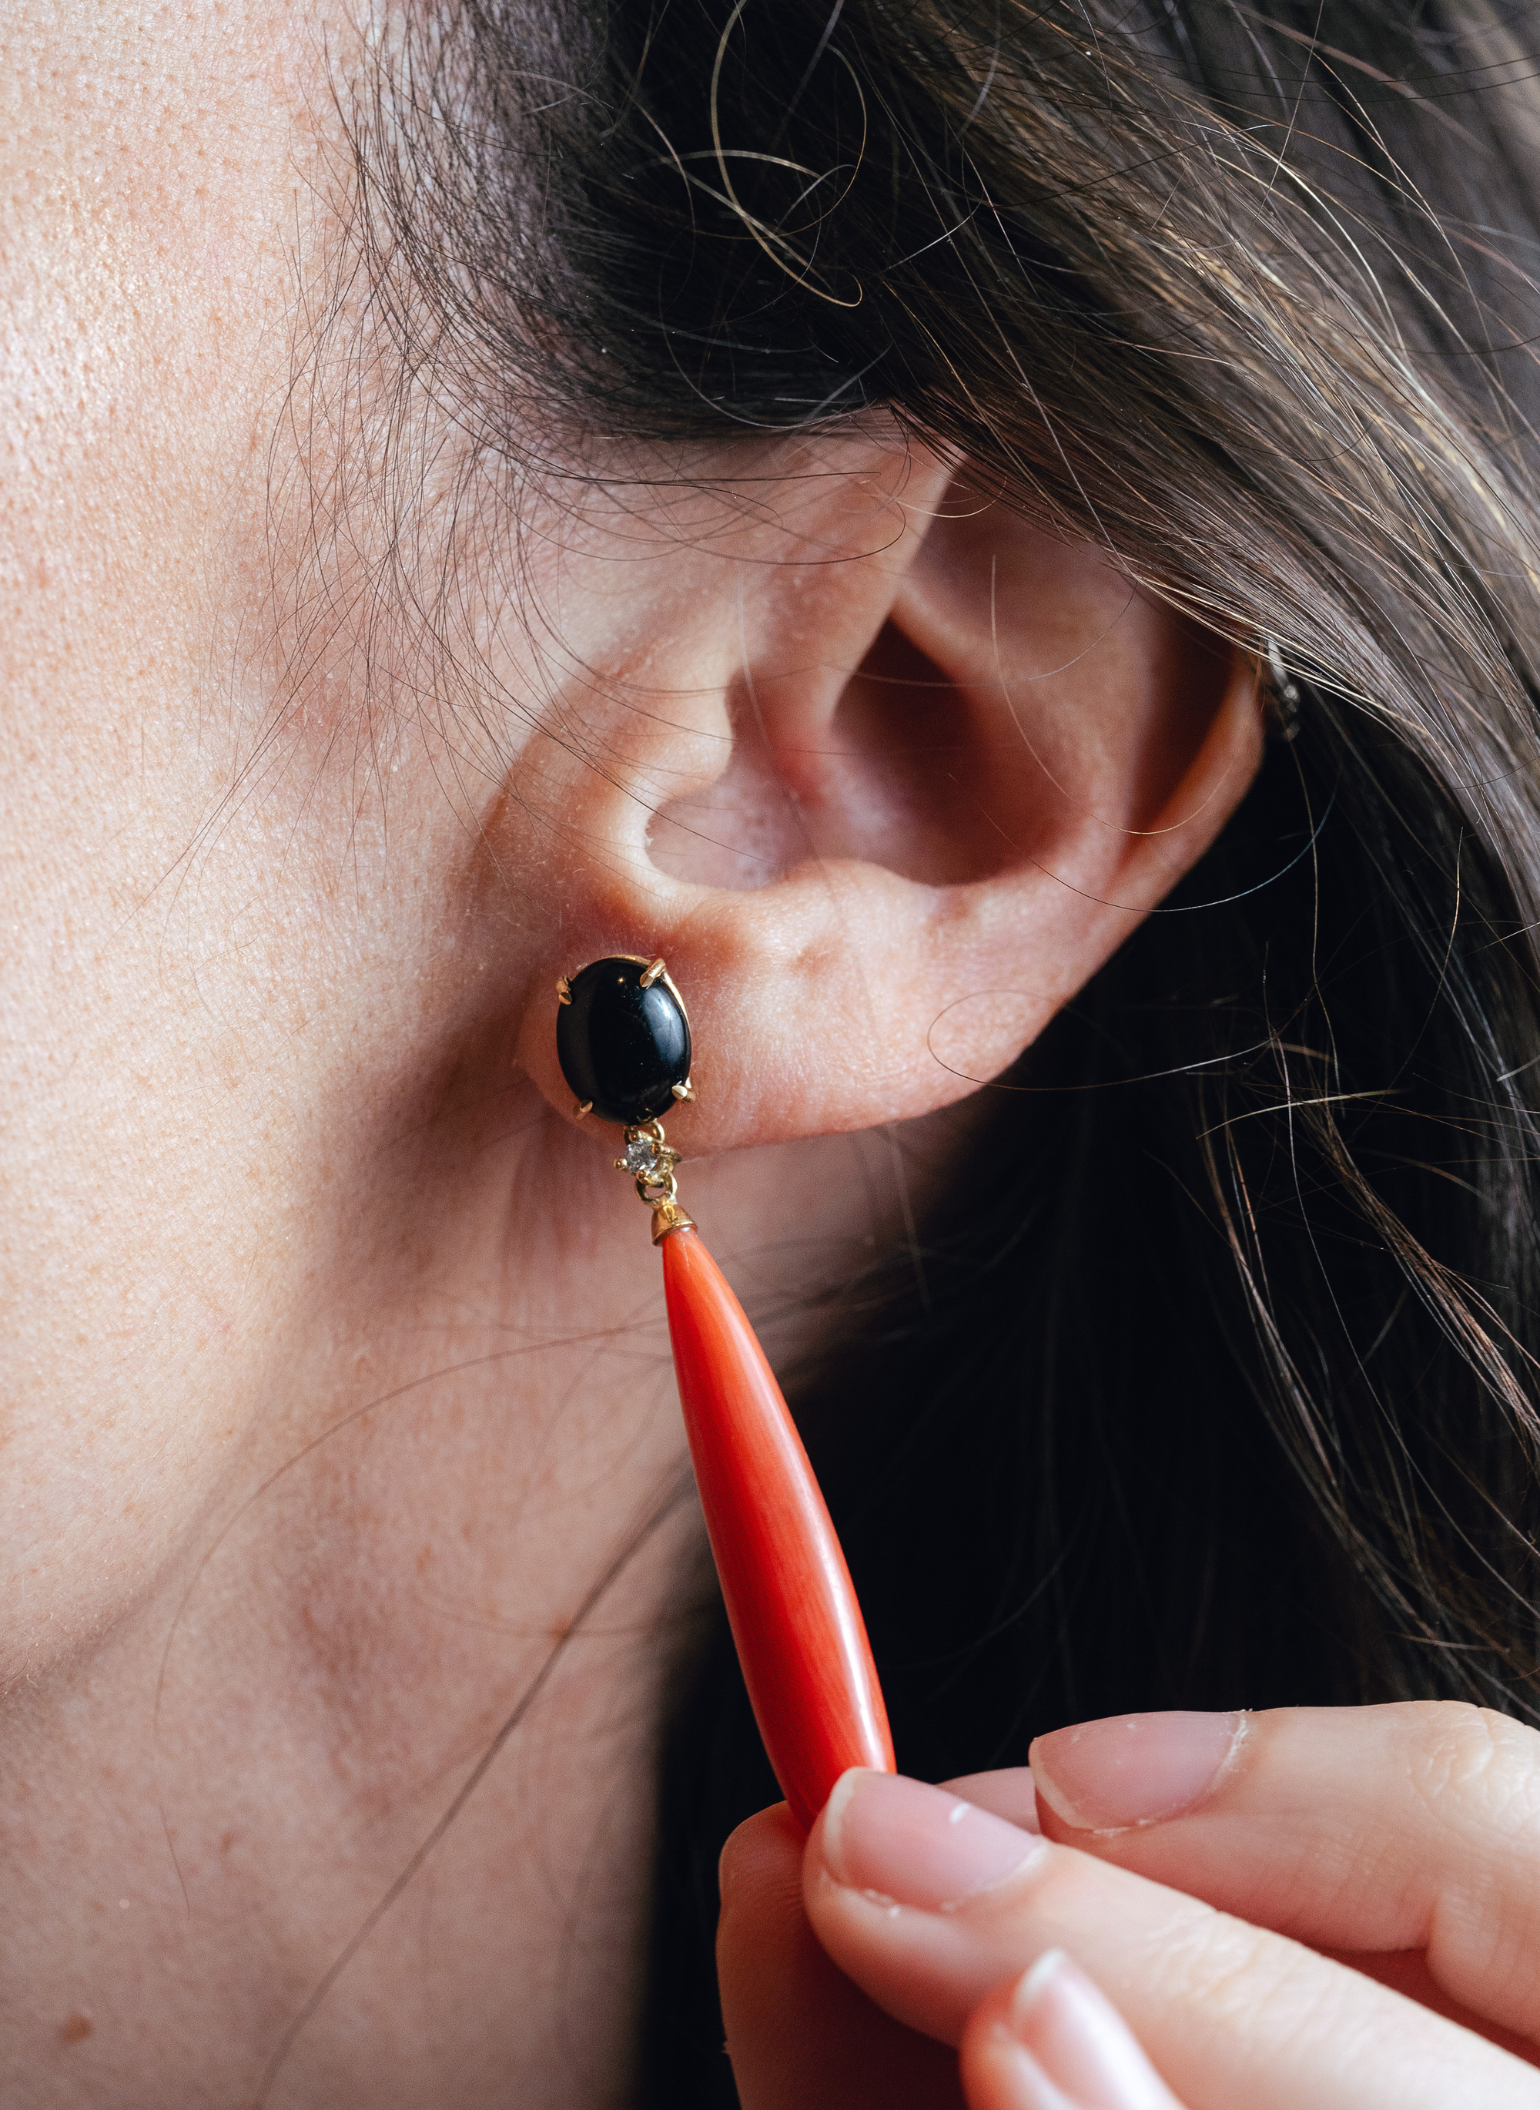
1007,1950 -> 1174,2107
821,1769 -> 1044,1910
1030,1711 -> 1243,1833
944,1766 -> 1042,1834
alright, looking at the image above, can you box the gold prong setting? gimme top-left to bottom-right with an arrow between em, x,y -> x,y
555,958 -> 696,1223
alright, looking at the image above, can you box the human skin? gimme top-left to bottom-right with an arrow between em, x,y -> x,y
719,1705 -> 1540,2107
1,8 -> 698,2102
0,8 -> 867,2101
17,8 -> 1534,2110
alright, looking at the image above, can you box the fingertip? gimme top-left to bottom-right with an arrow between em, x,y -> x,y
813,1765 -> 887,1890
943,1767 -> 1042,1835
719,1799 -> 801,1905
720,1799 -> 970,2110
960,2017 -> 1074,2110
1027,1713 -> 1243,1835
960,1950 -> 1181,2110
961,1970 -> 1071,2110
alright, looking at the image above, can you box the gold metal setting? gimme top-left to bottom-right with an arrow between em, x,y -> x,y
561,957 -> 699,1237
616,1117 -> 683,1206
650,1199 -> 695,1244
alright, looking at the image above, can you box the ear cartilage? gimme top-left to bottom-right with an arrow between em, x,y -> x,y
555,954 -> 894,1830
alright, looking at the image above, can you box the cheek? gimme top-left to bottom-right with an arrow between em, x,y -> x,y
0,821 -> 314,1674
0,5 -> 439,1669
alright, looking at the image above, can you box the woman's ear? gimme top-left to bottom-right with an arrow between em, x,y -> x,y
508,445 -> 1264,1150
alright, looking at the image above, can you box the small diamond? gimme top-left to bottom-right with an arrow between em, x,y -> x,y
622,1134 -> 661,1178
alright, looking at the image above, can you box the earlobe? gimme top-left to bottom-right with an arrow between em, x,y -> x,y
511,460 -> 1264,1154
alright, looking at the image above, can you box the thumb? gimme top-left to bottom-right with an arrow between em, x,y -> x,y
718,1801 -> 966,2110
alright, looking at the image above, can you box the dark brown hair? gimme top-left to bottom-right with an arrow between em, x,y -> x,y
346,3 -> 1540,2096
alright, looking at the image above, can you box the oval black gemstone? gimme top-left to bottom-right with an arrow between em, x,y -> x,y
557,958 -> 691,1126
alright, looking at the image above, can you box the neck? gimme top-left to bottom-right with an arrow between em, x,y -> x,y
0,1049 -> 947,2105
1,1085 -> 699,2102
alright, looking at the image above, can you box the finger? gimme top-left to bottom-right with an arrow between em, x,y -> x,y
950,1754 -> 1538,2067
944,1768 -> 1041,1833
952,1752 -> 1533,2059
960,1951 -> 1186,2110
1316,1943 -> 1537,2062
717,1801 -> 966,2110
1027,1703 -> 1540,2045
803,1768 -> 1540,2110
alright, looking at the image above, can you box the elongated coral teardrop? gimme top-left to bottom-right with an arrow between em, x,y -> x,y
660,1225 -> 894,1830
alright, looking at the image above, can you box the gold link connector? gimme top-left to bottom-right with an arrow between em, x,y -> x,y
614,1114 -> 697,1240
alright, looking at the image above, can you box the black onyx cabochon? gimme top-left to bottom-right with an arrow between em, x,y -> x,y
556,958 -> 691,1126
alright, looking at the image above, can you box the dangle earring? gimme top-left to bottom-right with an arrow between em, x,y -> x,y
557,955 -> 894,1830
